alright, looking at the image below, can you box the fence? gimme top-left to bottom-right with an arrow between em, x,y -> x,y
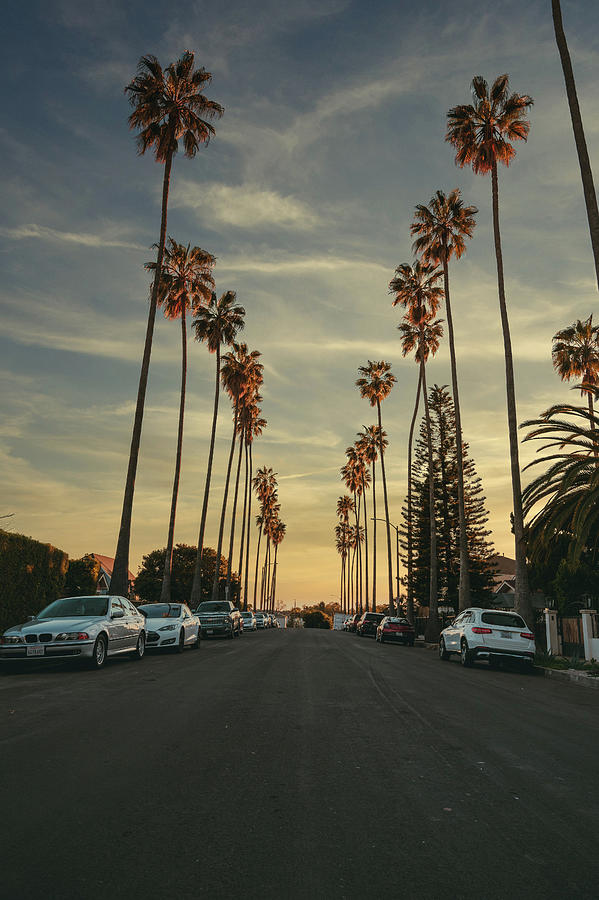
559,615 -> 585,657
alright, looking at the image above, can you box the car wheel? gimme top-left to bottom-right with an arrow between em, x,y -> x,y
380,634 -> 385,644
89,634 -> 107,669
192,631 -> 200,649
460,639 -> 472,667
439,638 -> 450,661
132,632 -> 145,660
176,629 -> 185,653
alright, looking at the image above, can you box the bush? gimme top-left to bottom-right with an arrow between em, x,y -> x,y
302,609 -> 331,629
64,556 -> 100,596
0,530 -> 69,630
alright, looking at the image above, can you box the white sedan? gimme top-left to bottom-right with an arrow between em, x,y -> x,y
139,603 -> 200,652
439,607 -> 536,669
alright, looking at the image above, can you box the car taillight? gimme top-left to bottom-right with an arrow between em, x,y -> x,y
520,632 -> 535,640
471,627 -> 492,634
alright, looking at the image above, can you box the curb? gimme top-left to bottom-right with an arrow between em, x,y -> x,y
536,666 -> 599,689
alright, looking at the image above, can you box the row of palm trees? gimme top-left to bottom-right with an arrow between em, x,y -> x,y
109,50 -> 286,608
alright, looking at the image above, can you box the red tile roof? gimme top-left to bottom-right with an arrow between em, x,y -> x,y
91,554 -> 135,585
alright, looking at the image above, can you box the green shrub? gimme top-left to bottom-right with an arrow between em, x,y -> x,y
0,530 -> 69,630
64,556 -> 100,596
302,609 -> 331,629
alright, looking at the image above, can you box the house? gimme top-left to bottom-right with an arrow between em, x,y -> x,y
489,553 -> 545,609
89,554 -> 136,597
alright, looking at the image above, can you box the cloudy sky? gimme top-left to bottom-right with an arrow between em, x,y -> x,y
2,0 -> 599,607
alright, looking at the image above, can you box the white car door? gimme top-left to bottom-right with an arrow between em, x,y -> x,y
182,606 -> 197,645
444,614 -> 461,650
108,598 -> 127,652
123,598 -> 143,649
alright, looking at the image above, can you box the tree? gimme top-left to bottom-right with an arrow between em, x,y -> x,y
411,189 -> 477,610
147,239 -> 215,603
190,291 -> 245,607
112,52 -> 223,597
238,401 -> 267,609
552,0 -> 599,291
446,73 -> 533,626
302,609 -> 332,629
336,494 -> 355,612
356,362 -> 396,611
270,520 -> 286,611
64,556 -> 100,596
552,315 -> 599,450
252,468 -> 278,608
357,425 -> 385,613
134,543 -> 239,606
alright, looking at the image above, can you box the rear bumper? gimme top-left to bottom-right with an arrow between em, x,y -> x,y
472,645 -> 534,661
381,633 -> 414,642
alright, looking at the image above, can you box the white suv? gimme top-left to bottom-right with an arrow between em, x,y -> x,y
439,608 -> 535,669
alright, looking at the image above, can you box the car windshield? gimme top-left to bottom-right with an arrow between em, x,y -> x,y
139,604 -> 181,619
481,612 -> 526,628
198,602 -> 230,613
38,596 -> 108,619
241,612 -> 253,618
387,618 -> 410,625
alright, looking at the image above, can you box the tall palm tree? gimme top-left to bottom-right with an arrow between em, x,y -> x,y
410,189 -> 477,611
335,522 -> 350,612
190,291 -> 245,607
342,451 -> 365,612
146,239 -> 215,603
552,314 -> 599,430
552,0 -> 599,291
253,468 -> 278,608
270,521 -> 286,611
354,438 -> 372,613
447,73 -> 534,626
398,315 -> 444,641
358,426 -> 385,612
356,362 -> 396,612
337,495 -> 355,613
404,369 -> 422,625
239,403 -> 267,609
112,52 -> 223,597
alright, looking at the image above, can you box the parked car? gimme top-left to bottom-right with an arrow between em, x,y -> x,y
254,611 -> 267,629
439,608 -> 536,668
376,616 -> 415,645
356,612 -> 385,637
195,601 -> 242,639
346,614 -> 361,632
241,611 -> 257,631
138,603 -> 200,652
0,595 -> 146,669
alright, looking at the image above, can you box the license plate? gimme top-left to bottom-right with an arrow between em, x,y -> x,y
27,645 -> 44,657
207,629 -> 213,635
501,631 -> 512,638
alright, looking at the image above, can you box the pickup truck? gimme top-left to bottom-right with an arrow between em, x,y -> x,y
194,600 -> 242,639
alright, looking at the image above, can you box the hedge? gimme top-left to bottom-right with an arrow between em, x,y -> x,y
0,530 -> 69,631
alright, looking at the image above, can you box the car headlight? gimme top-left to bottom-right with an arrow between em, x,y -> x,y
1,634 -> 22,644
55,632 -> 90,641
159,624 -> 176,632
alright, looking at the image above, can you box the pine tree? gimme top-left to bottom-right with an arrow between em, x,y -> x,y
400,385 -> 495,611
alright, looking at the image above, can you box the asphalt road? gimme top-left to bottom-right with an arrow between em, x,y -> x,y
1,627 -> 598,900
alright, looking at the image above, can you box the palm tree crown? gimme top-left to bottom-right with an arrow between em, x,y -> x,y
356,361 -> 396,406
445,74 -> 533,174
125,51 -> 224,161
411,189 -> 477,264
389,262 -> 444,324
552,314 -> 599,397
149,238 -> 215,318
193,291 -> 245,353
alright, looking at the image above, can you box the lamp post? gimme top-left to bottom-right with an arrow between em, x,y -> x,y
372,517 -> 401,612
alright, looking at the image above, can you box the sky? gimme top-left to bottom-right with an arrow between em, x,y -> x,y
1,0 -> 599,608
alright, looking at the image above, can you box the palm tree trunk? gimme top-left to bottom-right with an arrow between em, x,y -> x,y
354,492 -> 362,613
244,443 -> 253,609
272,545 -> 279,610
350,545 -> 355,614
491,162 -> 532,626
253,515 -> 263,609
406,370 -> 422,624
371,459 -> 377,612
552,0 -> 599,292
340,554 -> 345,611
211,402 -> 239,601
111,148 -> 173,597
238,440 -> 249,609
190,344 -> 221,608
421,360 -> 439,642
225,427 -> 244,601
160,305 -> 187,603
362,474 -> 370,612
442,255 -> 470,611
377,400 -> 394,613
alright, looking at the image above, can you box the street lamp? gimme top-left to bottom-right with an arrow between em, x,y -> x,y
371,517 -> 401,610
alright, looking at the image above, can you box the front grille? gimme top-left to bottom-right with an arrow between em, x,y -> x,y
39,634 -> 52,643
45,647 -> 81,657
25,634 -> 37,644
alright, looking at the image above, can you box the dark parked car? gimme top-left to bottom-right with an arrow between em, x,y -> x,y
194,601 -> 242,639
356,612 -> 385,637
375,616 -> 415,645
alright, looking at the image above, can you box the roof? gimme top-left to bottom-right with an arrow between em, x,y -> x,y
91,554 -> 135,585
489,553 -> 516,577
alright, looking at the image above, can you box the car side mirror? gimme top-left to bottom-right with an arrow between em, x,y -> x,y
27,615 -> 35,622
111,609 -> 124,619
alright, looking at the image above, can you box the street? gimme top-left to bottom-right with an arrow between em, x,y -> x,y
1,628 -> 598,899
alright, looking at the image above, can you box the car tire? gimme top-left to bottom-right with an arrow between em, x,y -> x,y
192,632 -> 200,649
460,639 -> 472,667
176,630 -> 185,653
132,632 -> 145,660
89,634 -> 107,669
439,638 -> 450,661
380,634 -> 385,644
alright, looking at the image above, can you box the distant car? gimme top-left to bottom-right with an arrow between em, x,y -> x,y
356,612 -> 385,637
439,608 -> 536,669
241,611 -> 257,631
346,614 -> 361,633
254,612 -> 267,629
376,616 -> 415,645
138,603 -> 200,652
195,601 -> 242,639
0,595 -> 146,669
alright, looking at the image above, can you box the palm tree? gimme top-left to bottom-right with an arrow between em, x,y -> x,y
552,315 -> 599,434
253,468 -> 278,608
552,0 -> 599,291
342,451 -> 365,612
357,426 -> 385,612
356,362 -> 396,612
112,52 -> 223,596
146,239 -> 215,603
447,73 -> 533,626
190,291 -> 245,607
398,315 -> 444,640
337,495 -> 355,613
410,190 -> 477,610
522,390 -> 599,563
354,438 -> 372,612
270,521 -> 287,610
335,522 -> 350,612
404,370 -> 421,624
239,402 -> 267,609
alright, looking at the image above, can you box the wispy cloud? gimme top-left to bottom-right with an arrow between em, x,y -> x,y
172,180 -> 319,229
0,223 -> 145,251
